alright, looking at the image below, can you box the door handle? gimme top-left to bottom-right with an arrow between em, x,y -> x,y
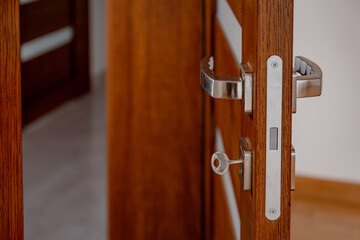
201,56 -> 322,114
202,55 -> 322,218
292,56 -> 323,113
291,56 -> 322,189
200,56 -> 253,114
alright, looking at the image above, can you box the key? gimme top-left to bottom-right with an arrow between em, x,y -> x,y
211,151 -> 243,175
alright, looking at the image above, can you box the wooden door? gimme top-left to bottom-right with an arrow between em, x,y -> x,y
203,0 -> 294,239
107,0 -> 203,239
107,0 -> 293,239
0,1 -> 24,239
20,0 -> 89,125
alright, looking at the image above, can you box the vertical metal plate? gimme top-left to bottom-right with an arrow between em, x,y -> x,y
265,55 -> 283,220
291,145 -> 296,191
239,137 -> 252,191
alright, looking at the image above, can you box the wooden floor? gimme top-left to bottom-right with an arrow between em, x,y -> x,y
291,177 -> 360,240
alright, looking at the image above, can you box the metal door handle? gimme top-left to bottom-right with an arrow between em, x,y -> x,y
201,55 -> 322,220
291,56 -> 322,191
200,56 -> 253,114
292,56 -> 323,113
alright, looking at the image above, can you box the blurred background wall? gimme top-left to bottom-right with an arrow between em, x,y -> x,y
293,0 -> 360,183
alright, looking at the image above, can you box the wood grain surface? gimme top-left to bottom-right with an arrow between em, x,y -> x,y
212,176 -> 236,240
292,177 -> 360,240
20,0 -> 70,43
212,0 -> 294,239
211,20 -> 241,240
0,1 -> 24,239
202,0 -> 216,239
21,45 -> 72,101
20,0 -> 89,125
107,0 -> 203,239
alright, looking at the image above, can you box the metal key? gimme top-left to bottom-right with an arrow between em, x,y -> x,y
211,152 -> 243,175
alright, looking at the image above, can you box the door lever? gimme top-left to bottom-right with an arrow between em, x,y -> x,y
292,56 -> 323,113
200,56 -> 253,114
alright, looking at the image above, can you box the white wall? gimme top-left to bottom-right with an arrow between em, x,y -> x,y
293,0 -> 360,183
89,0 -> 106,80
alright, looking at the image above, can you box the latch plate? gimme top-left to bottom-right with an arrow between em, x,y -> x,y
265,55 -> 283,221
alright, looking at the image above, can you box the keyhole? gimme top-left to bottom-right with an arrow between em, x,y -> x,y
214,158 -> 220,168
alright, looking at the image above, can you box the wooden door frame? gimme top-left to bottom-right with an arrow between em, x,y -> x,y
0,0 -> 24,239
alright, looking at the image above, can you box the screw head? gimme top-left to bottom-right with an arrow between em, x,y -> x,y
271,61 -> 278,69
269,208 -> 277,215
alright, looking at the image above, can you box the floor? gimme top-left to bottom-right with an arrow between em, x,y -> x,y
22,80 -> 106,240
291,177 -> 360,240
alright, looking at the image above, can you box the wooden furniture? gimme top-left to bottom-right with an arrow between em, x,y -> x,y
20,0 -> 89,125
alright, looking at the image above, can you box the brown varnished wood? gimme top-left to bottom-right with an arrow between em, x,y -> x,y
293,177 -> 360,212
212,176 -> 236,240
226,0 -> 243,24
213,21 -> 243,240
203,1 -> 242,239
22,77 -> 89,125
256,2 -> 293,239
292,177 -> 360,240
21,45 -> 71,101
0,1 -> 24,239
20,0 -> 89,125
203,0 -> 216,239
212,0 -> 294,239
107,0 -> 203,239
70,0 -> 90,93
203,1 -> 237,239
20,0 -> 70,43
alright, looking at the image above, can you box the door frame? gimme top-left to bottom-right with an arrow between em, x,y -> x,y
0,0 -> 24,239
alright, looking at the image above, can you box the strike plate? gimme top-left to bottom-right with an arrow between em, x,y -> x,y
265,55 -> 283,221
